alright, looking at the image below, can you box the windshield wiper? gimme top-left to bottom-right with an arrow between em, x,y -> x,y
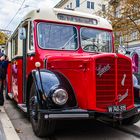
61,34 -> 77,50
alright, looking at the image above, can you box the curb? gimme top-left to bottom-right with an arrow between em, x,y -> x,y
0,106 -> 20,140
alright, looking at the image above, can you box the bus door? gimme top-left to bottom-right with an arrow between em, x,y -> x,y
18,21 -> 35,111
6,41 -> 12,99
11,31 -> 20,102
11,21 -> 29,106
22,21 -> 35,103
22,23 -> 28,104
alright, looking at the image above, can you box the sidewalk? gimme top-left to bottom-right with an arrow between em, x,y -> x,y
0,106 -> 20,140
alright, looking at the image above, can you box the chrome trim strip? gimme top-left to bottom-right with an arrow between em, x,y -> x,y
44,114 -> 89,119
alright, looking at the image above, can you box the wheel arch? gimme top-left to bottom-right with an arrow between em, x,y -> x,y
26,69 -> 77,109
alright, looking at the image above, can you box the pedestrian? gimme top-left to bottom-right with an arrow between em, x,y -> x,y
0,54 -> 9,106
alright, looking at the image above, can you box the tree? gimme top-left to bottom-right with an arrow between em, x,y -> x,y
96,0 -> 140,49
0,32 -> 8,45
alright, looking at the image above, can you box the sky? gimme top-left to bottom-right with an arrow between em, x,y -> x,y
0,0 -> 60,32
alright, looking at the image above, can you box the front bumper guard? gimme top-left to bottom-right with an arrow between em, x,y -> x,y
38,107 -> 139,121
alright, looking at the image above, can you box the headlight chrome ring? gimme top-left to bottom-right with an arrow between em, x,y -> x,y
52,89 -> 68,105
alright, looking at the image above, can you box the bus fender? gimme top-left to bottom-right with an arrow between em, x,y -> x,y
31,69 -> 77,108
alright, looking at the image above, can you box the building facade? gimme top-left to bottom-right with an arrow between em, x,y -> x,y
55,0 -> 108,14
109,0 -> 140,49
55,0 -> 140,49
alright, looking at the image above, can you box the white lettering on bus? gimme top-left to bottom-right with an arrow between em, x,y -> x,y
96,64 -> 111,77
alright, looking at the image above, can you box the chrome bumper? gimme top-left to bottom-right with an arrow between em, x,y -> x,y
38,107 -> 139,121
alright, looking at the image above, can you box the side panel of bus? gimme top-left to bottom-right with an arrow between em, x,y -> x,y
11,58 -> 23,103
7,30 -> 23,103
8,21 -> 36,104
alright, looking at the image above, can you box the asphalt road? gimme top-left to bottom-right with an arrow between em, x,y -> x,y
4,99 -> 140,140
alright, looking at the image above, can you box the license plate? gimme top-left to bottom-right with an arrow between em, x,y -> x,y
108,105 -> 126,113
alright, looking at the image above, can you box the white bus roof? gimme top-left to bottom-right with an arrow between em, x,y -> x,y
23,8 -> 112,30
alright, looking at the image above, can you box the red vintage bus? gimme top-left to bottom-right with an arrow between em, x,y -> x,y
6,8 -> 140,137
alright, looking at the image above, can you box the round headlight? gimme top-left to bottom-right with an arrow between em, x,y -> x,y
52,89 -> 68,105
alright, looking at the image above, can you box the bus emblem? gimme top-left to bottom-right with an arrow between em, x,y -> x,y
118,89 -> 128,102
121,74 -> 126,86
96,64 -> 111,77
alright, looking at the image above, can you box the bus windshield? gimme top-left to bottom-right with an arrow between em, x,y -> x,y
81,28 -> 112,53
37,22 -> 78,50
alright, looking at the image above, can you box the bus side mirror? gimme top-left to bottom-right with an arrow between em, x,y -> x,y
19,27 -> 26,40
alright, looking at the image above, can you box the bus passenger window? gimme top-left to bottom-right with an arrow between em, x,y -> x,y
12,33 -> 18,56
29,22 -> 34,51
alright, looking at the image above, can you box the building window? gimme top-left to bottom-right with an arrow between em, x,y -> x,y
102,4 -> 106,12
91,2 -> 94,9
87,1 -> 94,9
115,6 -> 121,18
67,5 -> 69,8
76,0 -> 80,7
87,1 -> 90,8
70,2 -> 72,9
119,36 -> 124,45
131,31 -> 138,41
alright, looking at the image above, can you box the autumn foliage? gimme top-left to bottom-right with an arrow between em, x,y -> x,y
0,32 -> 8,45
97,0 -> 140,48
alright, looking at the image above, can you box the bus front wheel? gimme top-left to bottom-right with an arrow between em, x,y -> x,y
29,83 -> 56,137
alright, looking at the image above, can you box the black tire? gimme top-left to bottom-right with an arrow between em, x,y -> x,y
122,114 -> 140,125
29,83 -> 56,137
